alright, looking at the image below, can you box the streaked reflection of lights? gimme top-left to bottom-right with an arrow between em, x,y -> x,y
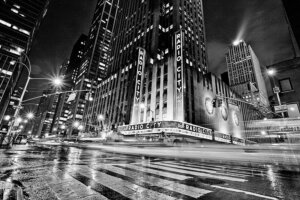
266,165 -> 284,198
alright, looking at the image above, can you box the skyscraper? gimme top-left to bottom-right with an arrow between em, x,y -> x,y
67,0 -> 119,135
0,0 -> 50,125
226,40 -> 269,110
281,0 -> 300,57
83,0 -> 262,143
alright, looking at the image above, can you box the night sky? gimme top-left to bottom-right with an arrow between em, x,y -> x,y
26,0 -> 294,100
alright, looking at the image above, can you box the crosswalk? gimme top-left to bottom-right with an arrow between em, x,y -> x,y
2,147 -> 282,200
41,159 -> 280,200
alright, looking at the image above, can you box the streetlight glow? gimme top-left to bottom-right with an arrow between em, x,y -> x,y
4,115 -> 11,121
140,103 -> 146,109
52,77 -> 63,86
73,121 -> 80,128
16,117 -> 23,123
267,69 -> 276,76
26,112 -> 34,119
97,114 -> 104,121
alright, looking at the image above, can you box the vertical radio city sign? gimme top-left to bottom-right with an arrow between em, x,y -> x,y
175,31 -> 184,101
134,48 -> 146,104
175,30 -> 184,121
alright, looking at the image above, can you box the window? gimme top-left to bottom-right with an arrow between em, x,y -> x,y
279,78 -> 293,92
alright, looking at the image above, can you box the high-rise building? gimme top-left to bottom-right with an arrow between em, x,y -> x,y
67,0 -> 119,135
65,34 -> 87,86
281,0 -> 300,57
226,40 -> 269,110
83,0 -> 263,144
0,0 -> 50,126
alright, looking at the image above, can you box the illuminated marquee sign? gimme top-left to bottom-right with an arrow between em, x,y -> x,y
118,121 -> 213,140
134,48 -> 146,104
175,31 -> 184,102
214,132 -> 231,143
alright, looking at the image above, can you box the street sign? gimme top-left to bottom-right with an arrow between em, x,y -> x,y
274,104 -> 288,113
273,86 -> 280,94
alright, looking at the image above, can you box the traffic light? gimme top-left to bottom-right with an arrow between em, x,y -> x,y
212,99 -> 217,107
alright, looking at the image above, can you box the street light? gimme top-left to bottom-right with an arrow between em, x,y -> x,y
52,77 -> 63,87
97,114 -> 104,121
4,115 -> 11,121
266,68 -> 284,117
26,112 -> 34,119
267,69 -> 276,76
73,121 -> 80,128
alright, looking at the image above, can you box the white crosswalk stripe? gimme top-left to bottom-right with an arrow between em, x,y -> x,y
91,164 -> 211,198
66,165 -> 180,200
155,162 -> 248,178
138,163 -> 247,182
117,163 -> 193,180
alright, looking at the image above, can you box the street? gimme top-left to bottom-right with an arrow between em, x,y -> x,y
1,144 -> 300,200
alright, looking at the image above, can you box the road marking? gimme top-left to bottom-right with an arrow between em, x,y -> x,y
117,164 -> 192,180
156,162 -> 247,178
68,165 -> 180,200
141,163 -> 247,182
211,185 -> 279,200
92,164 -> 211,198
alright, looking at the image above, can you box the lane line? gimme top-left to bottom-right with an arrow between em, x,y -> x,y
211,185 -> 279,200
92,164 -> 211,198
137,164 -> 247,182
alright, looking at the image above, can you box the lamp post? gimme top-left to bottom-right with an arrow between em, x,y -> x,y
267,69 -> 284,117
6,54 -> 63,146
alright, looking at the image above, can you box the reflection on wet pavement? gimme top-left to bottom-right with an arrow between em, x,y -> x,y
1,145 -> 300,200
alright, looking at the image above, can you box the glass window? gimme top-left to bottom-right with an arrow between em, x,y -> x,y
279,78 -> 293,92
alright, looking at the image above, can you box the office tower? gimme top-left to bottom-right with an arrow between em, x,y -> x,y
0,0 -> 50,125
67,0 -> 119,135
226,40 -> 269,110
83,0 -> 265,143
281,0 -> 300,57
65,34 -> 88,86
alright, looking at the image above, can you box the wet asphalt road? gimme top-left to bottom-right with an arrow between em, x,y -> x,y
0,144 -> 300,200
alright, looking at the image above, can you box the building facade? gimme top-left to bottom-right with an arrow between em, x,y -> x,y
0,0 -> 50,126
83,0 -> 263,144
226,40 -> 269,112
281,0 -> 300,57
267,58 -> 300,118
67,0 -> 119,135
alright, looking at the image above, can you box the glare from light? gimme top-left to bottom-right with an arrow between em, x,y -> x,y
28,131 -> 32,134
10,60 -> 16,65
267,69 -> 276,76
4,115 -> 11,121
261,131 -> 267,135
52,77 -> 63,86
263,118 -> 268,121
26,112 -> 34,119
233,40 -> 241,46
73,121 -> 80,128
53,127 -> 57,131
61,125 -> 66,129
89,96 -> 94,101
20,125 -> 24,129
23,119 -> 28,123
97,114 -> 104,121
140,103 -> 146,109
16,117 -> 23,123
78,125 -> 84,130
289,107 -> 295,111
